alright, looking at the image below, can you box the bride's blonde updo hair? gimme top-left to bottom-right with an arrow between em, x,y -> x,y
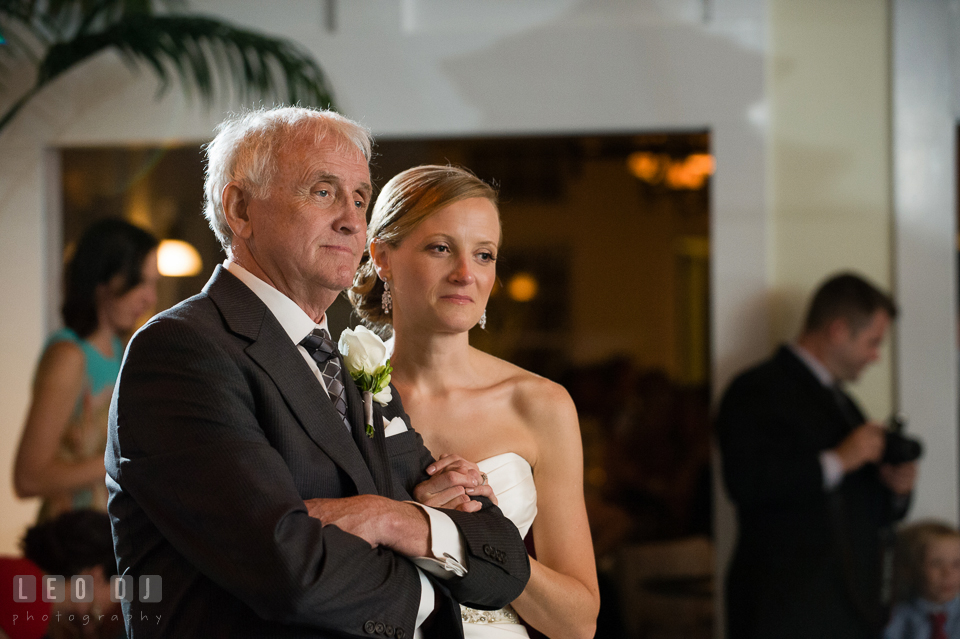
350,165 -> 499,331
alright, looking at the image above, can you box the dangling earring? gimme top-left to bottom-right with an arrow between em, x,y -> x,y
478,309 -> 487,329
381,281 -> 393,315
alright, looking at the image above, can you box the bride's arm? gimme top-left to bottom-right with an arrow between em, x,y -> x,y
511,381 -> 600,639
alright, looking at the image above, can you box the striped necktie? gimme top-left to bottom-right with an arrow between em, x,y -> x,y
300,328 -> 349,429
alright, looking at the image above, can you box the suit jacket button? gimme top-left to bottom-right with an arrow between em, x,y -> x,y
364,620 -> 376,634
395,629 -> 405,639
385,625 -> 395,637
483,544 -> 494,557
375,622 -> 385,634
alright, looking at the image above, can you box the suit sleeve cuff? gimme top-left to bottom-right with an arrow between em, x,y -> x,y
820,450 -> 844,490
407,502 -> 468,578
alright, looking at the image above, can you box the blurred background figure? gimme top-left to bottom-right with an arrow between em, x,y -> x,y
13,219 -> 158,520
717,272 -> 915,639
21,510 -> 124,639
886,521 -> 960,639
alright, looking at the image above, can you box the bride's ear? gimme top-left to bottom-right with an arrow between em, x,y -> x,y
369,239 -> 391,281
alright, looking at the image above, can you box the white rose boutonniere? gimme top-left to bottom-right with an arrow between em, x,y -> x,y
338,326 -> 393,438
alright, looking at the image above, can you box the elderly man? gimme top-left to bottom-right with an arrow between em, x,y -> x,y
717,272 -> 917,639
106,107 -> 529,638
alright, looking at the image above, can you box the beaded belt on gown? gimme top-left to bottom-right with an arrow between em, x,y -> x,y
460,604 -> 520,624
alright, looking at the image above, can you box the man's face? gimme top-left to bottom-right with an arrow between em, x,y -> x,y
244,131 -> 372,298
831,310 -> 891,382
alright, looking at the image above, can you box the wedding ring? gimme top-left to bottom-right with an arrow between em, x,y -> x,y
480,473 -> 488,486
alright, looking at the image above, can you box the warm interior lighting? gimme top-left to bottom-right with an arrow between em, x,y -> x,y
506,272 -> 539,302
627,152 -> 714,190
157,239 -> 203,277
686,153 -> 716,176
665,153 -> 715,189
627,152 -> 662,182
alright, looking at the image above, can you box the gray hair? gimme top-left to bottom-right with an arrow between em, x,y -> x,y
202,106 -> 373,251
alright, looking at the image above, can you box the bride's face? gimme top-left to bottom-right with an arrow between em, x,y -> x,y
376,197 -> 500,334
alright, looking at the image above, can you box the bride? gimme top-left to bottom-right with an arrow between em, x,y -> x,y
350,165 -> 599,639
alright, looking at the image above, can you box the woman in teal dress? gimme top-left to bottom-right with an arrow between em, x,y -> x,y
14,219 -> 159,520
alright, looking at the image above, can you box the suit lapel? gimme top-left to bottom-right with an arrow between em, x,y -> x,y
776,346 -> 859,440
775,348 -> 878,624
341,361 -> 396,498
206,266 -> 377,495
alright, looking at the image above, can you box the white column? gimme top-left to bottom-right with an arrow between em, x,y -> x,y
891,0 -> 959,524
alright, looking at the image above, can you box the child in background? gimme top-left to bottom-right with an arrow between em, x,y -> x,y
886,520 -> 960,639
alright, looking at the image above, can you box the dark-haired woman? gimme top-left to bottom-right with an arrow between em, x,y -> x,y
14,219 -> 159,520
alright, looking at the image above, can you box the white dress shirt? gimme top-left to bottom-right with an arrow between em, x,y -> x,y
224,260 -> 467,635
788,344 -> 845,490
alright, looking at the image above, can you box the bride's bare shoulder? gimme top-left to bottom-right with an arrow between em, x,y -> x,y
473,349 -> 578,431
515,374 -> 578,435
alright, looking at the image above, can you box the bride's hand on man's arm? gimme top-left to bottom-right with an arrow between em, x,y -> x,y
413,454 -> 498,512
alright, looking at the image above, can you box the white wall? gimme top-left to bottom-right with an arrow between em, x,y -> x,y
891,0 -> 959,525
768,0 -> 893,416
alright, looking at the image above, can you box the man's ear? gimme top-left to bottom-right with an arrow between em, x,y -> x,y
827,316 -> 852,344
369,239 -> 391,281
222,182 -> 253,241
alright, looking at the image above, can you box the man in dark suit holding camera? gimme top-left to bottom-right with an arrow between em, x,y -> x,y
105,107 -> 529,638
717,272 -> 917,639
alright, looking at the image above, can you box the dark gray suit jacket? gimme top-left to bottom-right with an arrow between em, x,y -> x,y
716,346 -> 907,639
106,266 -> 529,638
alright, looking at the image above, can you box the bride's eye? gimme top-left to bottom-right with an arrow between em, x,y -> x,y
477,251 -> 497,263
428,244 -> 450,254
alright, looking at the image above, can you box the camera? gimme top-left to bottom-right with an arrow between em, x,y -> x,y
882,413 -> 923,465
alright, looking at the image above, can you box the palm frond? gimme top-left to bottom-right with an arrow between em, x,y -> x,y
0,1 -> 334,133
0,19 -> 40,62
0,0 -> 37,23
38,14 -> 333,107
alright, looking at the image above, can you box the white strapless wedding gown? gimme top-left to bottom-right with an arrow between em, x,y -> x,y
461,452 -> 537,638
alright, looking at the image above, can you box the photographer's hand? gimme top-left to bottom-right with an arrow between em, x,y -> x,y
833,422 -> 885,473
879,461 -> 917,495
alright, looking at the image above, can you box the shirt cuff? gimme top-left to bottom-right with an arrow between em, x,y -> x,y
820,450 -> 844,490
406,502 -> 468,578
413,567 -> 433,639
